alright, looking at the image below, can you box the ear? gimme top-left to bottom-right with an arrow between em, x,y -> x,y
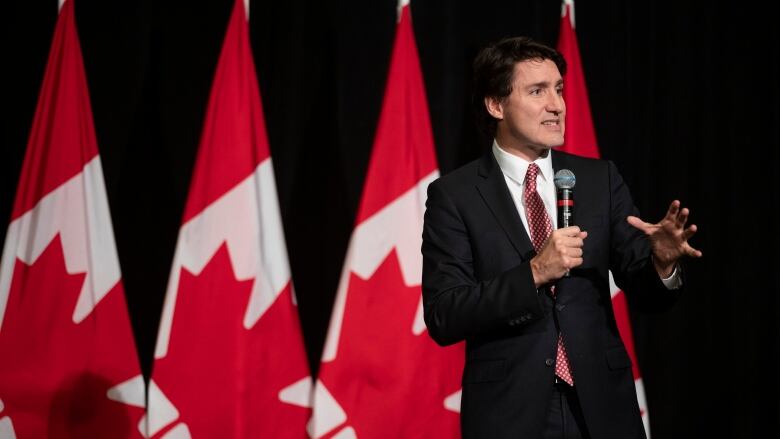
484,96 -> 504,120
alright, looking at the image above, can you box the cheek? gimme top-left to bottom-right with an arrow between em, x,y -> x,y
517,117 -> 537,136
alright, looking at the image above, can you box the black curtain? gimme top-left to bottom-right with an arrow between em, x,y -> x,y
3,0 -> 778,437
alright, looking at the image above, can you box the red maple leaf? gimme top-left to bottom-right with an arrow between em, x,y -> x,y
0,234 -> 145,438
151,243 -> 309,438
318,250 -> 464,438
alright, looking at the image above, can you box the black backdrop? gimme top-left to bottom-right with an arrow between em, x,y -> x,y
3,0 -> 779,437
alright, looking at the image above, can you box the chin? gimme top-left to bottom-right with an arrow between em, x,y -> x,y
548,136 -> 565,148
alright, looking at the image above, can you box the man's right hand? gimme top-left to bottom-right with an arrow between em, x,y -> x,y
530,226 -> 588,287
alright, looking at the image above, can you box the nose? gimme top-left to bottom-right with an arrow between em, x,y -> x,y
545,91 -> 564,115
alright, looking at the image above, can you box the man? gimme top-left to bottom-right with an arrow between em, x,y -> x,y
421,36 -> 701,439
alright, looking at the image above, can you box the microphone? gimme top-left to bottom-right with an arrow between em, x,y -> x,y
554,169 -> 576,228
554,169 -> 576,277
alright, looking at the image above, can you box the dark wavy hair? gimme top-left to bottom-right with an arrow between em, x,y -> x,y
472,36 -> 567,136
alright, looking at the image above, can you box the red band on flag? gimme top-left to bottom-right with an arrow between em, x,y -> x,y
1,1 -> 145,436
147,1 -> 311,437
312,5 -> 463,439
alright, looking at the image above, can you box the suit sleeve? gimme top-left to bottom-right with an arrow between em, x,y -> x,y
606,160 -> 681,312
421,180 -> 544,346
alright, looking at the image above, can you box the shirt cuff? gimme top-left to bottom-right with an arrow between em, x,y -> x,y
660,264 -> 683,290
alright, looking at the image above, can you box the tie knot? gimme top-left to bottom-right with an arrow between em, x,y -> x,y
525,163 -> 540,189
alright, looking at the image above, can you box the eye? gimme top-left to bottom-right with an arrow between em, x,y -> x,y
530,88 -> 542,96
556,86 -> 564,95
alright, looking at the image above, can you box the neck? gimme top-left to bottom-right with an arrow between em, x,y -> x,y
495,136 -> 550,162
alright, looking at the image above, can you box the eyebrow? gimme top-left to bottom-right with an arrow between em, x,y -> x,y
525,79 -> 565,89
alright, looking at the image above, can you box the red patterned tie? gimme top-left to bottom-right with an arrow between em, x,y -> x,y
524,163 -> 574,385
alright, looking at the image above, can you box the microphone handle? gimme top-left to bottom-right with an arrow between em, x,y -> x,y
557,188 -> 574,228
557,188 -> 574,277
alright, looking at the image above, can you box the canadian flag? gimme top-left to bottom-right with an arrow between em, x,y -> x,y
145,0 -> 311,437
309,2 -> 464,438
557,0 -> 651,435
0,0 -> 146,437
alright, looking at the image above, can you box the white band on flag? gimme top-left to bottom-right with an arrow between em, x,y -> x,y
154,159 -> 291,358
0,157 -> 122,329
321,171 -> 438,362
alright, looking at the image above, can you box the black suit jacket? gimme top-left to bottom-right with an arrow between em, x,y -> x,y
422,149 -> 680,439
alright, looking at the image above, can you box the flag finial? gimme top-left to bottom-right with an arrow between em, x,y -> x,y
561,0 -> 576,29
397,0 -> 410,22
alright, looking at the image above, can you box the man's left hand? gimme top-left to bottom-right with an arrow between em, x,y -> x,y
627,200 -> 703,278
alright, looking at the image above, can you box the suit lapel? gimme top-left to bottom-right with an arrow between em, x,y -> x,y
475,152 -> 536,261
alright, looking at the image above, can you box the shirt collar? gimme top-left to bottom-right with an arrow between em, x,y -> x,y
492,139 -> 554,187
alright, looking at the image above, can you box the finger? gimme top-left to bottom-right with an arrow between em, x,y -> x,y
682,224 -> 698,241
567,256 -> 584,268
675,207 -> 689,228
556,226 -> 581,236
665,200 -> 680,221
558,236 -> 585,248
684,243 -> 703,258
551,230 -> 587,248
567,247 -> 583,258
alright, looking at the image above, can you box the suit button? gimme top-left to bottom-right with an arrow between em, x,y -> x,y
545,358 -> 554,366
508,320 -> 516,326
519,316 -> 527,322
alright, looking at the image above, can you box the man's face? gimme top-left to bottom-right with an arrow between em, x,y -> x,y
487,59 -> 565,157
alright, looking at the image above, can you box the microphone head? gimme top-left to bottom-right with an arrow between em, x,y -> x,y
554,169 -> 576,190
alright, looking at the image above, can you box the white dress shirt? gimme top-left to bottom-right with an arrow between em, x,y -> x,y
491,140 -> 681,288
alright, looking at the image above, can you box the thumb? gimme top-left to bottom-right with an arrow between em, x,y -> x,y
626,216 -> 652,233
